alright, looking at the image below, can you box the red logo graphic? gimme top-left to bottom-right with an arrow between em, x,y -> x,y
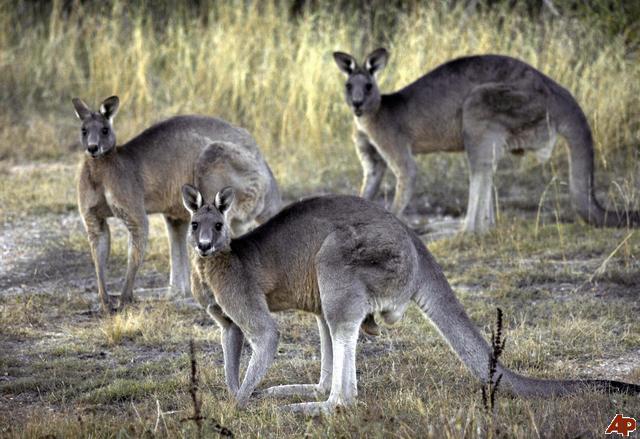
606,413 -> 637,437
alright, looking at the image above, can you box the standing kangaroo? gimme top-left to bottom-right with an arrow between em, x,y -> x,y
333,49 -> 640,232
73,96 -> 281,312
182,186 -> 639,415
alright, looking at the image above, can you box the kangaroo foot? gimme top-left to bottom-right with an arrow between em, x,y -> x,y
280,401 -> 338,415
262,384 -> 328,398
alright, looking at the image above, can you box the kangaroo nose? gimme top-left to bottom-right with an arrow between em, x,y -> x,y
352,100 -> 363,108
198,241 -> 212,252
87,144 -> 98,154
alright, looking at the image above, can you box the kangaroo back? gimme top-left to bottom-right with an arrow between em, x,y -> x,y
194,141 -> 281,234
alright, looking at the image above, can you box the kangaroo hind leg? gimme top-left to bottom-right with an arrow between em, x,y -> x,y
462,82 -> 551,232
462,128 -> 505,233
264,315 -> 333,398
281,311 -> 361,415
281,247 -> 367,414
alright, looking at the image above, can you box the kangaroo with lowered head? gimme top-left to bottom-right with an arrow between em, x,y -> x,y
182,184 -> 639,414
333,49 -> 640,232
73,96 -> 280,312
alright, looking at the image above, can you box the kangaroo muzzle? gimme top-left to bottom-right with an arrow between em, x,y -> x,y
87,144 -> 99,155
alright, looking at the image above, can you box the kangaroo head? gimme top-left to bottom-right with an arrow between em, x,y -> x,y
182,184 -> 235,257
72,96 -> 119,158
333,48 -> 389,117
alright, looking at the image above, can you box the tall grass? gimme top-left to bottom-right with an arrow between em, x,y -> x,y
1,0 -> 638,193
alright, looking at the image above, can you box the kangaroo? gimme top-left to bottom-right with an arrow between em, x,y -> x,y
73,96 -> 281,312
333,49 -> 640,233
182,186 -> 639,415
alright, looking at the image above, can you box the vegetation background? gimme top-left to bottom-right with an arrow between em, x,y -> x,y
1,0 -> 639,437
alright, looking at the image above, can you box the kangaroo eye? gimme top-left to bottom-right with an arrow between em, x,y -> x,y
101,127 -> 109,135
215,222 -> 223,231
365,83 -> 373,91
345,83 -> 352,92
81,128 -> 87,136
191,222 -> 198,230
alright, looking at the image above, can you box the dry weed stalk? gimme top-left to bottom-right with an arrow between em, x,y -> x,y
481,307 -> 506,414
182,339 -> 233,438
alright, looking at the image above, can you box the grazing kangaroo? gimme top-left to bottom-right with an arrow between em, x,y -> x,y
333,49 -> 640,232
73,96 -> 281,312
182,186 -> 639,415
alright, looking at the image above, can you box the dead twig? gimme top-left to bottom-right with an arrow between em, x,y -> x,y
181,339 -> 233,438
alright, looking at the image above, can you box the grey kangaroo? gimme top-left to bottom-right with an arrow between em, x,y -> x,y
333,48 -> 640,232
182,185 -> 639,415
73,96 -> 280,312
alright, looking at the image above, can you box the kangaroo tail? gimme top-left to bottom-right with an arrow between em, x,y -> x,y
411,247 -> 640,396
553,86 -> 640,227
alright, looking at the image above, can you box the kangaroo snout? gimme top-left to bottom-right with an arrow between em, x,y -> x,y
352,101 -> 364,116
197,241 -> 213,255
87,144 -> 99,155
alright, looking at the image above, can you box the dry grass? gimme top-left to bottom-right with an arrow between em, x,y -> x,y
1,0 -> 639,195
1,166 -> 639,438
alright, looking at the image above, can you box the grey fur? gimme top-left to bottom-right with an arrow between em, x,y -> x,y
73,96 -> 281,312
333,49 -> 640,232
184,188 -> 639,414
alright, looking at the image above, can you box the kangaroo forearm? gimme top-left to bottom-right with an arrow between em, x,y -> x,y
119,219 -> 148,301
236,344 -> 276,406
84,215 -> 112,309
222,324 -> 244,395
124,215 -> 149,265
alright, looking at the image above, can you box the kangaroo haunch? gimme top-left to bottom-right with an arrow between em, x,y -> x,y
73,96 -> 281,312
183,188 -> 639,415
333,49 -> 640,233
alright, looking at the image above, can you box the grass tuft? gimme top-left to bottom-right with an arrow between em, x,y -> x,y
100,307 -> 147,346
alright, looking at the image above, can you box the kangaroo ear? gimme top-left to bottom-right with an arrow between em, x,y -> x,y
182,184 -> 203,214
364,48 -> 389,76
214,186 -> 235,214
99,96 -> 120,121
72,98 -> 92,121
333,51 -> 357,75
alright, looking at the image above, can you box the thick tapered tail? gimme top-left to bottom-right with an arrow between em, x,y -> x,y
411,249 -> 640,397
555,88 -> 640,227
